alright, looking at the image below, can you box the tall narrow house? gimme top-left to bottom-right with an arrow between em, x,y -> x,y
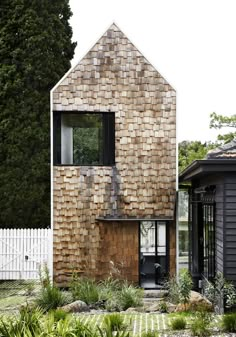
52,24 -> 176,288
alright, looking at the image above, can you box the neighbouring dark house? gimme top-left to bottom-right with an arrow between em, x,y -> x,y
51,23 -> 176,287
179,139 -> 236,289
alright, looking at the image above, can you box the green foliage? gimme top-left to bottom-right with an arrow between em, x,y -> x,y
105,296 -> 123,312
210,112 -> 236,143
103,313 -> 126,331
178,269 -> 193,306
165,275 -> 180,304
70,277 -> 99,304
0,0 -> 76,228
210,112 -> 236,144
141,331 -> 159,337
210,112 -> 236,129
178,141 -> 215,173
170,317 -> 186,330
165,270 -> 193,309
221,312 -> 236,332
36,264 -> 67,311
19,305 -> 43,334
0,307 -> 99,337
0,306 -> 43,337
98,325 -> 130,337
98,277 -> 122,302
70,276 -> 143,311
203,272 -> 236,309
24,280 -> 36,296
158,301 -> 168,313
190,310 -> 212,337
49,308 -> 70,322
36,284 -> 67,311
73,319 -> 96,337
100,280 -> 143,311
118,282 -> 143,310
103,282 -> 143,312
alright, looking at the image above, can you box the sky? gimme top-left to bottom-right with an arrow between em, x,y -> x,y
69,0 -> 236,142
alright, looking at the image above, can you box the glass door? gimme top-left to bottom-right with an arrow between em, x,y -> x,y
140,221 -> 167,288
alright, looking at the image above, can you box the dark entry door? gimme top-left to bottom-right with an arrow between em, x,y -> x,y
140,221 -> 167,288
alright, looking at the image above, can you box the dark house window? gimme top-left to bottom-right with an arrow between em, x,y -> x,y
53,112 -> 115,165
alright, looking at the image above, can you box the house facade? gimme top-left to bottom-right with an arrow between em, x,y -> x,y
179,140 -> 236,289
51,24 -> 176,287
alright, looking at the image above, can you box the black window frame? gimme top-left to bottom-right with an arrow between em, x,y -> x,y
53,111 -> 115,166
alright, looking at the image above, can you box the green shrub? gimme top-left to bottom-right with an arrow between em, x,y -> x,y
98,277 -> 122,301
178,269 -> 193,308
0,306 -> 43,337
70,277 -> 99,304
36,284 -> 67,311
221,313 -> 236,332
36,263 -> 67,311
41,313 -> 76,337
165,270 -> 193,309
165,275 -> 180,304
99,277 -> 122,292
203,272 -> 236,310
105,296 -> 122,312
49,308 -> 70,322
62,290 -> 74,305
170,317 -> 186,330
190,311 -> 212,337
74,319 -> 95,337
19,305 -> 43,334
118,282 -> 143,310
103,313 -> 126,331
98,325 -> 130,337
158,301 -> 168,313
141,331 -> 159,337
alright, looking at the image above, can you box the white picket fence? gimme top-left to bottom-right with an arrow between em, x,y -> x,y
0,228 -> 52,280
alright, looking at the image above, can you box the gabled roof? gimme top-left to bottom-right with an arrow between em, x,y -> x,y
52,23 -> 174,94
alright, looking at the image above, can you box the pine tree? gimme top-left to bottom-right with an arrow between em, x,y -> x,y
0,0 -> 76,227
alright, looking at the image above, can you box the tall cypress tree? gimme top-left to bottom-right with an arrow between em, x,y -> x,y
0,0 -> 76,228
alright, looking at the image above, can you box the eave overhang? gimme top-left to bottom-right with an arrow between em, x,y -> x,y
179,159 -> 236,183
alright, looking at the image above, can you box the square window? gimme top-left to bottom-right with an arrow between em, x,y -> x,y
53,112 -> 115,165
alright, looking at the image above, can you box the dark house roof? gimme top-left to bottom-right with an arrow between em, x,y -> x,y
179,139 -> 236,182
207,139 -> 236,159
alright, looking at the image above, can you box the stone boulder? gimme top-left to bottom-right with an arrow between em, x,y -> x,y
175,291 -> 213,312
144,301 -> 176,313
60,300 -> 89,313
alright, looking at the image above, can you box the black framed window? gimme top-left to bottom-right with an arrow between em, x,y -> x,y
53,112 -> 115,165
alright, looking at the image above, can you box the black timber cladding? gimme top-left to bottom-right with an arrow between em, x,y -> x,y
224,174 -> 236,281
179,159 -> 236,285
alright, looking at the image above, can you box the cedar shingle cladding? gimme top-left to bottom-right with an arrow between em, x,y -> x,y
53,24 -> 176,284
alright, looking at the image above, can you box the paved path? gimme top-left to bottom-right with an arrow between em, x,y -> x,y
78,312 -> 223,337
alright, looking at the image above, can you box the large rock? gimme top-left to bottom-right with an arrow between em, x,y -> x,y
175,291 -> 213,312
61,300 -> 89,313
144,301 -> 176,313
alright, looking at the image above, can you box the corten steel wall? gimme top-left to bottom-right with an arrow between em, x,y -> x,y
52,24 -> 176,284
